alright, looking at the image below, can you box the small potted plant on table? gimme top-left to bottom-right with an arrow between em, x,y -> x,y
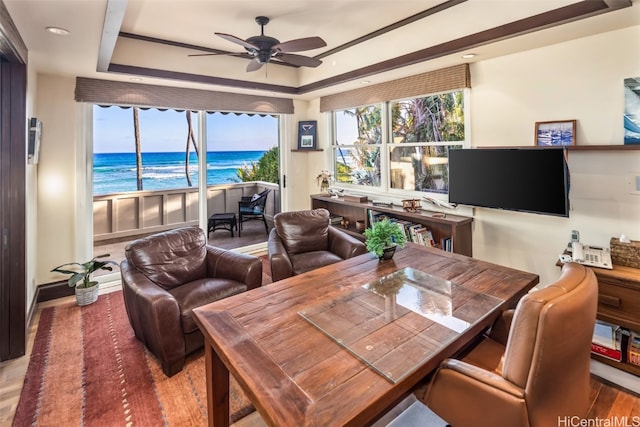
363,218 -> 407,260
51,254 -> 117,306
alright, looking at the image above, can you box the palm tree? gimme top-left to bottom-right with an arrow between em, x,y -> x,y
133,107 -> 143,191
184,110 -> 199,187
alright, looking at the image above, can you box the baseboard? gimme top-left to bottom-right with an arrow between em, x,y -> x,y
35,280 -> 75,303
590,359 -> 640,396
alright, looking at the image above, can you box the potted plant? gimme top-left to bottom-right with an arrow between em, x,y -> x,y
363,219 -> 407,260
51,254 -> 117,306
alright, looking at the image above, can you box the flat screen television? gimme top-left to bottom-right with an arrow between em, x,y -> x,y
448,148 -> 570,217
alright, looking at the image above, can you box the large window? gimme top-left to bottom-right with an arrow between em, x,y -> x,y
332,90 -> 466,197
334,105 -> 382,187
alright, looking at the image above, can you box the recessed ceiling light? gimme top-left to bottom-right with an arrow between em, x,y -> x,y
461,53 -> 476,59
361,80 -> 371,84
45,26 -> 70,36
130,77 -> 142,82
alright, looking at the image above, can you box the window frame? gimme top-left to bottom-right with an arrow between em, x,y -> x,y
330,88 -> 470,201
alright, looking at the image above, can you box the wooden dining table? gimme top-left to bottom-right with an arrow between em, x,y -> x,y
193,243 -> 539,427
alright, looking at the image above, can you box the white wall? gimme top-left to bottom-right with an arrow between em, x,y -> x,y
35,74 -> 78,286
470,25 -> 640,285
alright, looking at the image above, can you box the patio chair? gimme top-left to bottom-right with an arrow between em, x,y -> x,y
238,188 -> 270,236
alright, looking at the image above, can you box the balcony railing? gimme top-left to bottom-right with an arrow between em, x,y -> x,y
93,181 -> 280,242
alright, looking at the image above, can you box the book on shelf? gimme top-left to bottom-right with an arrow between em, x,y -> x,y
329,215 -> 343,225
591,320 -> 622,361
629,330 -> 640,367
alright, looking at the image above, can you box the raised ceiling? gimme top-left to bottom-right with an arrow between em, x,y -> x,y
3,0 -> 639,98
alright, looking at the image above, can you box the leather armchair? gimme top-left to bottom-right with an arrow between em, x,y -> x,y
422,262 -> 598,427
120,226 -> 262,377
268,208 -> 367,282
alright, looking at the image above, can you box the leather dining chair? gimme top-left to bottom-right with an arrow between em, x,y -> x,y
268,208 -> 367,282
120,226 -> 262,376
420,262 -> 598,427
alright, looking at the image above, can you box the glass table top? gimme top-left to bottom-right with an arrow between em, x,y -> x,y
299,267 -> 504,383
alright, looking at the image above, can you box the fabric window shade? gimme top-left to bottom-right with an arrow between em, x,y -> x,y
320,64 -> 470,112
75,77 -> 294,114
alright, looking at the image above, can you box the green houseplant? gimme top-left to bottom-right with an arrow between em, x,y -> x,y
51,254 -> 117,306
363,219 -> 407,260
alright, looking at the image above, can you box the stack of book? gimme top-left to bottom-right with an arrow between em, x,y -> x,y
592,320 -> 622,361
368,211 -> 443,249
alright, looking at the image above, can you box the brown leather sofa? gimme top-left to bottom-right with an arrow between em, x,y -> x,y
268,208 -> 367,282
422,262 -> 598,427
120,226 -> 262,376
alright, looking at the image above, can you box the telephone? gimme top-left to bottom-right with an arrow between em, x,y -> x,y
569,242 -> 613,269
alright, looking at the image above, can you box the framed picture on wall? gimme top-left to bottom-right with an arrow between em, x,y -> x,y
534,120 -> 576,146
297,120 -> 317,150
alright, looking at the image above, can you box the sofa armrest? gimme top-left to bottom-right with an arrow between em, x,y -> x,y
205,246 -> 262,290
267,228 -> 293,282
120,260 -> 184,370
328,226 -> 367,260
424,358 -> 526,427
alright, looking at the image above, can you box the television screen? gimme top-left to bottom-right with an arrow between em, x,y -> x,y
448,148 -> 569,217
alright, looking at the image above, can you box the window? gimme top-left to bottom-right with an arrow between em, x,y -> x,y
331,90 -> 466,197
334,105 -> 382,187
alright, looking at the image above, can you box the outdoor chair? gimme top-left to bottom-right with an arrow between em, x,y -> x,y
238,188 -> 270,236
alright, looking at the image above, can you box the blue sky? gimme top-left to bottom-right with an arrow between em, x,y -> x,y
93,106 -> 278,153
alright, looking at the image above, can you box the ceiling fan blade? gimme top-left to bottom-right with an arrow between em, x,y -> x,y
276,53 -> 322,68
272,36 -> 326,53
215,32 -> 258,50
188,52 -> 235,57
246,59 -> 264,72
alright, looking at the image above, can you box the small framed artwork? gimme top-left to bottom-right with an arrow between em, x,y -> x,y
297,120 -> 317,150
535,120 -> 576,146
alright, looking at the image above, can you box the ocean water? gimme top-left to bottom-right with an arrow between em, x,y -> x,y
93,151 -> 266,195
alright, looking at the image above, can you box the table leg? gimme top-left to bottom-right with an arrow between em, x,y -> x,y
205,343 -> 230,427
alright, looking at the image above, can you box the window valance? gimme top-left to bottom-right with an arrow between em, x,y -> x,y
319,64 -> 470,112
75,78 -> 294,114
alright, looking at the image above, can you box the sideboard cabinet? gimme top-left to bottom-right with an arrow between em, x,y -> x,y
310,194 -> 473,257
590,264 -> 640,377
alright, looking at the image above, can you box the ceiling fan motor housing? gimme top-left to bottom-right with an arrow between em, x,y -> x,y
245,35 -> 280,63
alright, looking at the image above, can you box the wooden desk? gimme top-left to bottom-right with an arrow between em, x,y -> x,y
193,244 -> 539,427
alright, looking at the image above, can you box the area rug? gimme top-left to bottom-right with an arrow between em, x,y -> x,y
12,290 -> 255,426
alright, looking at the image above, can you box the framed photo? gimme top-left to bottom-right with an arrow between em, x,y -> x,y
535,120 -> 576,146
297,120 -> 317,150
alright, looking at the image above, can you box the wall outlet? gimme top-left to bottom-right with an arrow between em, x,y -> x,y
628,173 -> 640,195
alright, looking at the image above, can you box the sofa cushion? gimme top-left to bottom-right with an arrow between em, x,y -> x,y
274,208 -> 330,255
125,227 -> 207,290
170,277 -> 248,334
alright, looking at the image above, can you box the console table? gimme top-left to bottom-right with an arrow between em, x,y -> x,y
310,194 -> 473,256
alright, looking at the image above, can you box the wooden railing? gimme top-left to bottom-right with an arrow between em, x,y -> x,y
93,182 -> 280,242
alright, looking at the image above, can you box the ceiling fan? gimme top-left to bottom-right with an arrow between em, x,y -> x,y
189,16 -> 327,72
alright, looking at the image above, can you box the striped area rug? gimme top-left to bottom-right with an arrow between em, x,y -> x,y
13,291 -> 254,426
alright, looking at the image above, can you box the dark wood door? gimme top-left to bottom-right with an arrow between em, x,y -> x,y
0,60 -> 27,361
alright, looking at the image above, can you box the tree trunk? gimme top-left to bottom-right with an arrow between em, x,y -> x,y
184,111 -> 199,187
133,107 -> 143,191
